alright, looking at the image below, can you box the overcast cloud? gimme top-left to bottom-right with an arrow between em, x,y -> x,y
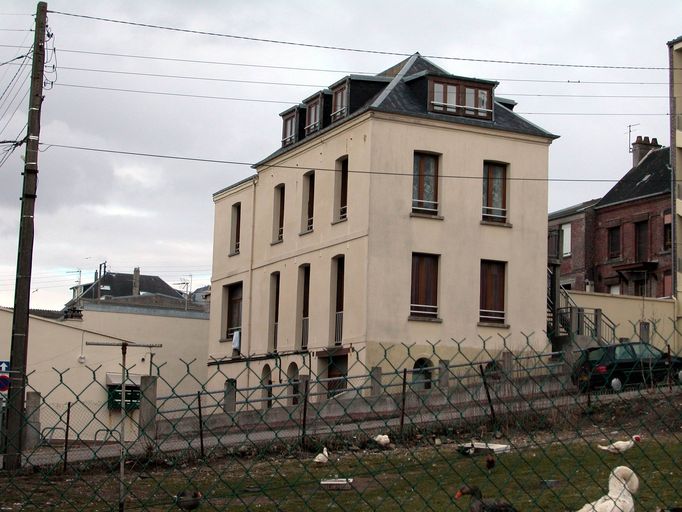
0,0 -> 680,309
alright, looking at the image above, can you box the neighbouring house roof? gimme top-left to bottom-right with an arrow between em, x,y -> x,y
253,52 -> 558,168
77,272 -> 184,301
548,198 -> 601,221
596,147 -> 671,209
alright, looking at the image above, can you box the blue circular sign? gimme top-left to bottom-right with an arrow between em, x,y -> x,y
0,375 -> 9,392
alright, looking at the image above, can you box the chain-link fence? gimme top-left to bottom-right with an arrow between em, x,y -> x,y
1,327 -> 681,511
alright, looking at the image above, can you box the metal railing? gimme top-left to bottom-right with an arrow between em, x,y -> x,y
334,311 -> 343,345
409,303 -> 438,318
482,205 -> 507,222
411,199 -> 438,214
479,308 -> 505,323
300,316 -> 309,349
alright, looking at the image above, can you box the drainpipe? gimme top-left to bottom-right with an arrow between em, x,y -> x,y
246,174 -> 259,391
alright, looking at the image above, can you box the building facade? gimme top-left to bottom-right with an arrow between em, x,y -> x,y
549,137 -> 672,298
208,54 -> 557,396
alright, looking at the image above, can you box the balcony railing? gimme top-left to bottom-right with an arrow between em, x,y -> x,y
410,303 -> 438,318
305,217 -> 314,232
226,326 -> 241,339
479,309 -> 505,324
301,316 -> 309,350
276,226 -> 283,243
338,205 -> 347,221
334,311 -> 343,345
482,206 -> 507,222
411,199 -> 438,215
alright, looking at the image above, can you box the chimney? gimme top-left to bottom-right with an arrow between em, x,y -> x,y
631,135 -> 661,167
133,267 -> 140,296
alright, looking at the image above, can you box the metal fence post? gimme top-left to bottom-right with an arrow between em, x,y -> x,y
300,377 -> 310,450
63,402 -> 71,473
223,379 -> 237,414
400,368 -> 407,437
438,360 -> 449,391
138,376 -> 158,445
370,367 -> 382,396
24,391 -> 41,451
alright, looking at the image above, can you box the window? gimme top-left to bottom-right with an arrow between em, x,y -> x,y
482,162 -> 507,222
273,184 -> 285,243
332,256 -> 345,345
561,223 -> 571,256
664,211 -> 672,251
607,226 -> 620,259
305,100 -> 321,134
634,279 -> 646,297
302,171 -> 315,232
410,253 -> 439,318
635,220 -> 648,261
664,271 -> 672,296
282,113 -> 296,146
480,260 -> 505,324
334,157 -> 349,221
298,264 -> 311,349
412,153 -> 438,214
432,82 -> 457,113
230,202 -> 241,255
225,282 -> 242,339
269,273 -> 280,353
331,86 -> 347,121
428,79 -> 492,120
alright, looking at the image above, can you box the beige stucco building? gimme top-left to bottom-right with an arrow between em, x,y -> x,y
208,54 -> 557,398
0,305 -> 208,441
670,37 -> 682,330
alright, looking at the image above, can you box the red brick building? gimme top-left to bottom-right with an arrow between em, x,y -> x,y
549,137 -> 672,298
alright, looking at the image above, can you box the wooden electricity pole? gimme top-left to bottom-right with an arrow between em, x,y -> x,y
4,1 -> 48,471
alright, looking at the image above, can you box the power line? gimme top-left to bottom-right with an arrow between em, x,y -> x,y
0,53 -> 31,67
40,142 -> 674,184
0,45 -> 672,85
47,10 -> 672,71
58,66 -> 326,88
52,83 -> 671,113
54,83 -> 298,105
54,66 -> 669,98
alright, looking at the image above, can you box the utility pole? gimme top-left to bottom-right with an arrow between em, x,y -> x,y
4,1 -> 48,471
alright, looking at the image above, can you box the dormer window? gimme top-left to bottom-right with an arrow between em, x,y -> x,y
282,113 -> 296,146
432,82 -> 457,113
306,100 -> 321,134
429,78 -> 493,120
331,86 -> 348,122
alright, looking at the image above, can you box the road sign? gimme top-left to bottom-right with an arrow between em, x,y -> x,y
0,374 -> 9,392
0,361 -> 8,372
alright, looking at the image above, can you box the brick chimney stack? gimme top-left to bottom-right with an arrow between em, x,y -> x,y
133,267 -> 140,296
631,135 -> 661,167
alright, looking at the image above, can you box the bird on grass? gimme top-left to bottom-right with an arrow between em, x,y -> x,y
575,466 -> 639,512
598,435 -> 641,454
373,434 -> 390,447
485,453 -> 496,473
455,485 -> 518,512
174,490 -> 202,510
313,447 -> 329,464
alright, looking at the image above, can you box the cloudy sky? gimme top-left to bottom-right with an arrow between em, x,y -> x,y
0,0 -> 680,309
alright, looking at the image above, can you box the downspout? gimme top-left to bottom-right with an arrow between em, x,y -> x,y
669,42 -> 679,352
246,175 -> 258,391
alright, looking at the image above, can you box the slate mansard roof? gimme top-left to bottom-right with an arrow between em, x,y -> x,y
78,272 -> 184,300
596,147 -> 671,209
254,52 -> 558,168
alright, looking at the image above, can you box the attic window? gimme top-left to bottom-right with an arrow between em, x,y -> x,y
429,79 -> 493,120
305,100 -> 321,134
331,86 -> 348,122
282,113 -> 296,146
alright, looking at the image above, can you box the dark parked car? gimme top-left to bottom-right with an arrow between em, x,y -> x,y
572,342 -> 682,392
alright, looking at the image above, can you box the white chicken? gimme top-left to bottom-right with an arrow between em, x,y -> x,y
373,434 -> 390,447
576,466 -> 639,512
598,434 -> 641,454
313,447 -> 329,464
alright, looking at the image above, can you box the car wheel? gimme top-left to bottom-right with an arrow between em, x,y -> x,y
610,376 -> 623,392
